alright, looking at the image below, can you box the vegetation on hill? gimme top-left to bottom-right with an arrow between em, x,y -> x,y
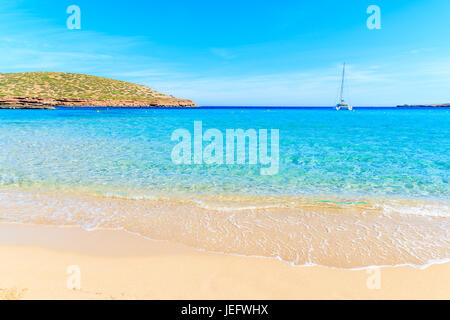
0,72 -> 175,101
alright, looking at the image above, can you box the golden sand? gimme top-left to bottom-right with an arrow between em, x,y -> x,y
0,223 -> 448,300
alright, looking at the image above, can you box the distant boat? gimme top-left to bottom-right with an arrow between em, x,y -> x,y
336,63 -> 353,111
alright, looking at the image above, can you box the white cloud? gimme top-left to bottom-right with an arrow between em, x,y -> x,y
210,48 -> 237,60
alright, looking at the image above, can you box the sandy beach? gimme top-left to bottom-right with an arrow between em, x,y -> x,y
0,222 -> 448,300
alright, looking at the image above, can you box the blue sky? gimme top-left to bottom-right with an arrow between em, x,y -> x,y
1,0 -> 449,106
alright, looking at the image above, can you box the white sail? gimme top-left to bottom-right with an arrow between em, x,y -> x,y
336,63 -> 353,111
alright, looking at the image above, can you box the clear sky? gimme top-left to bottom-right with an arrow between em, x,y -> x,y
1,0 -> 449,106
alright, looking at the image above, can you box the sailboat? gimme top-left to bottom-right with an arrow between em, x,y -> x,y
336,63 -> 353,111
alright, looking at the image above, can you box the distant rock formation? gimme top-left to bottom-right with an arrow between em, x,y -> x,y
396,103 -> 450,108
0,96 -> 196,108
0,72 -> 197,108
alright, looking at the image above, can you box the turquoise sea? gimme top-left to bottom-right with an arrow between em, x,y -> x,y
0,107 -> 449,200
0,107 -> 449,268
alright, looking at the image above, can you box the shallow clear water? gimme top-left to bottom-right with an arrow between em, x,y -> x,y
0,107 -> 449,268
0,107 -> 449,200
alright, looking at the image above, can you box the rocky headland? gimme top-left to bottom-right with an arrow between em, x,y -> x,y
0,72 -> 196,109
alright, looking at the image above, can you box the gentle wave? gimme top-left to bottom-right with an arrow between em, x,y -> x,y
376,202 -> 450,218
0,188 -> 448,269
89,190 -> 450,217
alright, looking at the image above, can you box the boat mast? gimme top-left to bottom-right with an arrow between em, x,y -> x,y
339,63 -> 345,103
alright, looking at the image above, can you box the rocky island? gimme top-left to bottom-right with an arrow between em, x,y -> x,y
0,72 -> 196,109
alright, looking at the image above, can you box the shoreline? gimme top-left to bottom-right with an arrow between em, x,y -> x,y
5,221 -> 450,272
1,222 -> 449,300
0,186 -> 448,269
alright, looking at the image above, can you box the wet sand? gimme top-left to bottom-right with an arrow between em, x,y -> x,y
0,223 -> 448,300
1,188 -> 449,268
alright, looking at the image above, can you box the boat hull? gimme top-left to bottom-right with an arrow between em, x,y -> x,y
336,104 -> 353,111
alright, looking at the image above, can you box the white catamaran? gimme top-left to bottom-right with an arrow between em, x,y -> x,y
336,63 -> 353,111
